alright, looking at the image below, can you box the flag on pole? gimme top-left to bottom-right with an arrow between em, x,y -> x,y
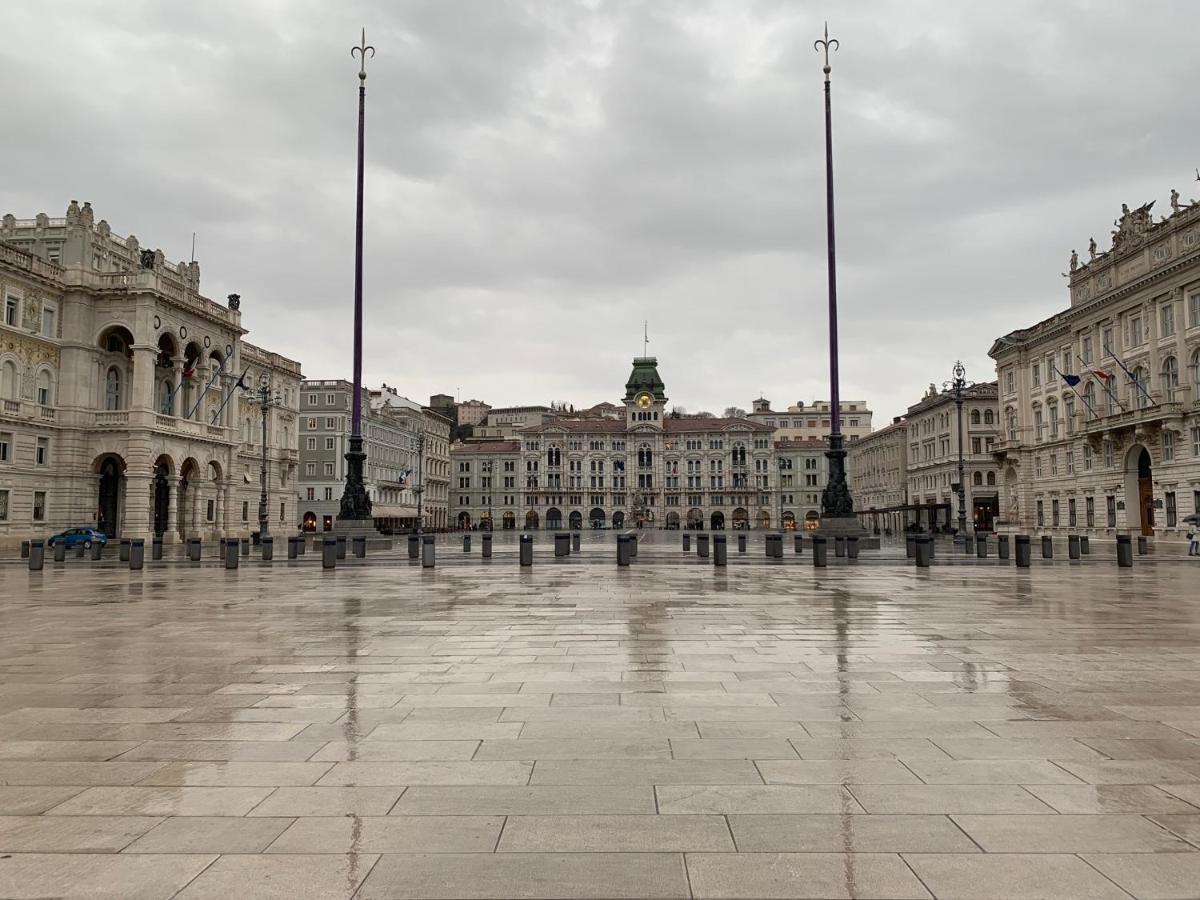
1059,373 -> 1082,387
1104,349 -> 1156,407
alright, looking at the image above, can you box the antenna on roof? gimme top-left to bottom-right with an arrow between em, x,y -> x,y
643,321 -> 649,358
190,232 -> 196,263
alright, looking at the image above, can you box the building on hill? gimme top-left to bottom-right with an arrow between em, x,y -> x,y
748,397 -> 873,443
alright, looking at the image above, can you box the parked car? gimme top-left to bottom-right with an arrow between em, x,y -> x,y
47,527 -> 108,549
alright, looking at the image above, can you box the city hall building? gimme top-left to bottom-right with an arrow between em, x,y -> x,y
990,195 -> 1200,538
0,202 -> 302,551
451,357 -> 834,531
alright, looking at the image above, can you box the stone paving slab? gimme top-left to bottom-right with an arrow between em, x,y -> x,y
1,557 -> 1199,898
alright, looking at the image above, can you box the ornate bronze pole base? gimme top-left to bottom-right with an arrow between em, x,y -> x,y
338,435 -> 372,522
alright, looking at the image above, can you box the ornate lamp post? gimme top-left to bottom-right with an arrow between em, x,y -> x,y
814,24 -> 855,528
246,373 -> 284,539
413,432 -> 425,533
338,29 -> 375,525
944,361 -> 975,540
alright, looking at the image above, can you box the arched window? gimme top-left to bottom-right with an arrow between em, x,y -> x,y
35,370 -> 52,406
1,360 -> 19,401
986,471 -> 996,486
972,471 -> 983,486
970,409 -> 981,425
160,379 -> 174,415
983,408 -> 994,425
104,367 -> 122,410
1130,366 -> 1150,409
1161,356 -> 1179,402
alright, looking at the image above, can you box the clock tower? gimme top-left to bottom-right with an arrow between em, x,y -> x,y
624,356 -> 667,429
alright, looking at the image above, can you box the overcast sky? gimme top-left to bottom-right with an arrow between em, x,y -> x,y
4,1 -> 1198,423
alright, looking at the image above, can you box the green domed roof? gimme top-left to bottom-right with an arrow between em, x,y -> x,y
624,357 -> 667,402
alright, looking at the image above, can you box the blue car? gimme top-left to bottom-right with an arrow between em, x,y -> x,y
47,527 -> 108,549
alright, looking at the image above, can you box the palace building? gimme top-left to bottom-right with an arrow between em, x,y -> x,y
990,193 -> 1200,538
0,201 -> 301,551
450,357 -> 836,531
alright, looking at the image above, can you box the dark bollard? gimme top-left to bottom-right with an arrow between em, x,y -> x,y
463,535 -> 471,553
482,533 -> 493,559
617,534 -> 632,567
335,536 -> 346,560
351,536 -> 365,558
630,533 -> 638,558
928,535 -> 936,558
152,537 -> 162,561
697,533 -> 710,559
520,533 -> 533,567
764,534 -> 774,559
240,538 -> 249,557
409,533 -> 420,560
905,535 -> 916,558
74,543 -> 85,559
1068,534 -> 1080,560
322,536 -> 337,569
1015,534 -> 1031,568
262,536 -> 275,561
53,540 -> 66,563
812,535 -> 828,567
683,533 -> 691,552
129,539 -> 144,570
793,533 -> 803,555
976,535 -> 987,559
847,536 -> 859,559
915,535 -> 931,568
998,534 -> 1010,560
20,540 -> 29,559
963,535 -> 974,554
1080,536 -> 1090,555
119,539 -> 131,562
738,532 -> 747,554
188,538 -> 201,562
297,535 -> 306,555
252,531 -> 261,547
1136,535 -> 1148,555
422,534 -> 435,568
572,532 -> 580,553
92,540 -> 104,561
554,533 -> 569,557
834,536 -> 846,558
287,536 -> 299,560
775,533 -> 786,558
28,539 -> 44,571
223,538 -> 239,569
1116,534 -> 1133,568
713,533 -> 727,567
1041,535 -> 1053,559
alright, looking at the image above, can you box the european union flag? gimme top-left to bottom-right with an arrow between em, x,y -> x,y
1060,373 -> 1082,387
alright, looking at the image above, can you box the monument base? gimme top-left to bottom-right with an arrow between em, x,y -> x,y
333,518 -> 393,550
812,516 -> 879,549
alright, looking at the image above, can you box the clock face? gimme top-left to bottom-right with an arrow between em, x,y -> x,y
637,393 -> 652,409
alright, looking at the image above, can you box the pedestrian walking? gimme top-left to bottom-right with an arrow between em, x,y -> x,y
1188,528 -> 1199,557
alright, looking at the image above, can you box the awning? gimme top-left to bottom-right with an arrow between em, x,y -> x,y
371,505 -> 418,518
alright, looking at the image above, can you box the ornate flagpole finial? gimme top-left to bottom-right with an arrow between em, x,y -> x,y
352,28 -> 375,81
814,21 -> 839,78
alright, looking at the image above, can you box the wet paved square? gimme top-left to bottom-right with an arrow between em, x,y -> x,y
1,538 -> 1199,898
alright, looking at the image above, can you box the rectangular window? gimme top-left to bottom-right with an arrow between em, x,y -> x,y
1103,442 -> 1113,468
1161,302 -> 1175,337
971,438 -> 981,454
1036,500 -> 1044,527
4,296 -> 18,327
1031,363 -> 1040,386
305,462 -> 316,476
1049,454 -> 1057,476
0,432 -> 10,463
33,490 -> 46,521
1106,495 -> 1116,527
0,489 -> 7,520
1190,292 -> 1200,328
325,437 -> 335,450
1035,456 -> 1043,478
1101,326 -> 1114,356
241,501 -> 249,521
323,463 -> 334,476
206,499 -> 215,521
1193,426 -> 1200,458
1165,491 -> 1177,527
1163,431 -> 1175,462
1051,499 -> 1060,526
1082,336 -> 1093,364
1085,496 -> 1095,527
1006,370 -> 1015,393
306,487 -> 314,501
1129,315 -> 1143,346
35,437 -> 48,466
1066,451 -> 1074,474
280,501 -> 286,522
306,437 -> 316,450
1068,498 -> 1076,527
41,305 -> 56,337
324,487 -> 333,501
325,393 -> 335,405
325,417 -> 335,429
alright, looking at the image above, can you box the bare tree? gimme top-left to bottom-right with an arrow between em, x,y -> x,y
723,406 -> 747,418
669,405 -> 688,418
694,410 -> 715,418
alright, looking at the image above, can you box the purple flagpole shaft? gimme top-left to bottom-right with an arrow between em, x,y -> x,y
823,74 -> 841,438
351,82 -> 366,438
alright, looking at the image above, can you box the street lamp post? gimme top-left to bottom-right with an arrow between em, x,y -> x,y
944,361 -> 974,541
485,459 -> 493,531
413,432 -> 425,533
777,457 -> 784,532
814,24 -> 855,528
247,374 -> 283,539
338,29 -> 375,526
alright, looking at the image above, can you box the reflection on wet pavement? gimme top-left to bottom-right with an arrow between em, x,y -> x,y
0,545 -> 1198,898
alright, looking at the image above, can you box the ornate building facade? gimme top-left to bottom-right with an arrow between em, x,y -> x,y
749,398 -> 873,443
848,417 -> 909,535
450,357 -> 843,531
0,201 -> 301,551
990,194 -> 1200,538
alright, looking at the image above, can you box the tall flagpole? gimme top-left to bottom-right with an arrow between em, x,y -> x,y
814,23 -> 855,526
340,29 -> 375,524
